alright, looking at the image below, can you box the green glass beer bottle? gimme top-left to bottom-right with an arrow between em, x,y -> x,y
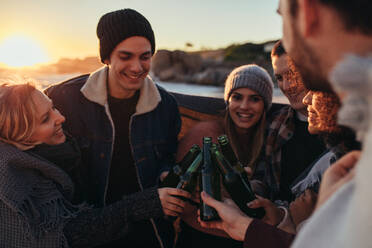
217,135 -> 252,190
160,144 -> 201,188
211,145 -> 265,219
200,137 -> 220,221
176,151 -> 203,196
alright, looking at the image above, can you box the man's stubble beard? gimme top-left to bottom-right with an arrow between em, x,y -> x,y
288,23 -> 334,93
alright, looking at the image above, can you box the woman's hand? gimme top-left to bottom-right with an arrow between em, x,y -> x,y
247,196 -> 284,226
197,192 -> 253,241
158,188 -> 191,216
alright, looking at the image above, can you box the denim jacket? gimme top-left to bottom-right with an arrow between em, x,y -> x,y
45,66 -> 181,248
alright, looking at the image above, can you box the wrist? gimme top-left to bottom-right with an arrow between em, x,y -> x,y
235,217 -> 253,241
275,207 -> 286,226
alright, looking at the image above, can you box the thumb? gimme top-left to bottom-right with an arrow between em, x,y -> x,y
244,167 -> 253,177
247,198 -> 270,209
201,191 -> 223,211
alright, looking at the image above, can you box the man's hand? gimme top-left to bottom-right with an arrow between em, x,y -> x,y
289,189 -> 317,226
247,196 -> 284,226
158,188 -> 191,216
316,151 -> 360,209
160,171 -> 169,182
197,191 -> 253,241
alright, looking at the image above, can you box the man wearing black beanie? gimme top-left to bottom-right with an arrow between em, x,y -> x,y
46,9 -> 189,248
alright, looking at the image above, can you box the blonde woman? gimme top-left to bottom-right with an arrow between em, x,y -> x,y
0,83 -> 190,248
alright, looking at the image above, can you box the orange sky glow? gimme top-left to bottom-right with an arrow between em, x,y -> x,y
1,0 -> 281,69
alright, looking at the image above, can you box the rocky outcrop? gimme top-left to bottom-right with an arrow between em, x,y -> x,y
152,50 -> 203,82
151,40 -> 276,86
189,67 -> 231,85
152,49 -> 231,85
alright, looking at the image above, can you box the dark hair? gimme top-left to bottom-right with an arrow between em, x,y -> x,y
289,0 -> 372,35
271,40 -> 286,58
321,125 -> 361,152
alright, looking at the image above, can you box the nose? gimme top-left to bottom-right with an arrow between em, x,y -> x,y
129,58 -> 143,73
302,91 -> 313,106
239,98 -> 250,110
53,109 -> 65,125
281,78 -> 291,92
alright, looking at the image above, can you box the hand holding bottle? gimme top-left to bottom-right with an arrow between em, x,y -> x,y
247,196 -> 285,226
197,191 -> 253,241
158,188 -> 192,216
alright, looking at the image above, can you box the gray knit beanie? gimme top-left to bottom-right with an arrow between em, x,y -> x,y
96,9 -> 155,63
224,64 -> 274,110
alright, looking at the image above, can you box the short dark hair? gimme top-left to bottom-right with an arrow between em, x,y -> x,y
289,0 -> 372,35
271,40 -> 286,58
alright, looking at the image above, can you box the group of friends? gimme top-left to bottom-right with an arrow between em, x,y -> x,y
0,0 -> 371,247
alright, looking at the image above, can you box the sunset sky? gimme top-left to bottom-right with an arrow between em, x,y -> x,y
0,0 -> 281,67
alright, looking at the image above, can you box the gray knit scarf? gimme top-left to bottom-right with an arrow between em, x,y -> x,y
0,142 -> 86,247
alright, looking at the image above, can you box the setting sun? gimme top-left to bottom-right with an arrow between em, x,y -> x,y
0,35 -> 49,67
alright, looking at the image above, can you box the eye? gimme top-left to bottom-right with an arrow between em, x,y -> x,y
119,55 -> 130,61
140,54 -> 151,61
230,93 -> 242,101
251,96 -> 262,103
275,75 -> 283,82
42,113 -> 50,124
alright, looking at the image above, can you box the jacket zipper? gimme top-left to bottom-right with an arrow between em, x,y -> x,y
129,114 -> 165,248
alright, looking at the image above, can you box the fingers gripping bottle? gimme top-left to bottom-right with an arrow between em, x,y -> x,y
211,144 -> 265,219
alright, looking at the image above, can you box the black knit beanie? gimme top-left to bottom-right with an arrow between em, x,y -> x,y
96,9 -> 155,63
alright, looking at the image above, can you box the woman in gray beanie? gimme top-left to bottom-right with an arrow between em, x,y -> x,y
222,64 -> 273,168
175,64 -> 274,248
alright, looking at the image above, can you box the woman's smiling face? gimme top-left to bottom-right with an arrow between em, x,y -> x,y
228,87 -> 265,134
28,90 -> 66,145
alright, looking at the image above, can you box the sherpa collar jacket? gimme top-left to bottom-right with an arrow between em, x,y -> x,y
45,66 -> 181,248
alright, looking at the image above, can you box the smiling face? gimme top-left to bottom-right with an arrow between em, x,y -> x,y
272,54 -> 308,113
28,90 -> 66,145
303,91 -> 341,134
105,36 -> 152,99
228,88 -> 265,134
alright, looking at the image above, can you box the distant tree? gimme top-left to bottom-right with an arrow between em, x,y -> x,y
224,42 -> 269,62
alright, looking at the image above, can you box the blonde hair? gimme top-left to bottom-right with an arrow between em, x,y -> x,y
0,83 -> 40,150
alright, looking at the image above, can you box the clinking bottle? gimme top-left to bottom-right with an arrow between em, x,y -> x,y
176,151 -> 203,197
217,135 -> 253,192
160,144 -> 201,188
200,137 -> 220,221
211,144 -> 265,219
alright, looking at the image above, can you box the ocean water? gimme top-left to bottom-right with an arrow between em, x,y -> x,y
31,74 -> 288,104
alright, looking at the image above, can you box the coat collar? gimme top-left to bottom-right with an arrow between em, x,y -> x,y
81,66 -> 161,115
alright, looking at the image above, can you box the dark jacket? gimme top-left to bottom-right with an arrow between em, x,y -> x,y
0,141 -> 164,248
244,219 -> 295,248
45,66 -> 181,248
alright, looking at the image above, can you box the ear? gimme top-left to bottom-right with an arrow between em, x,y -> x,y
299,0 -> 320,37
103,58 -> 110,65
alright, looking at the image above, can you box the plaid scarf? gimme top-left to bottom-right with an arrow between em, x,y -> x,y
263,105 -> 296,200
0,142 -> 87,248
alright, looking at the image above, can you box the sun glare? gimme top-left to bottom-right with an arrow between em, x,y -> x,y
0,35 -> 49,68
